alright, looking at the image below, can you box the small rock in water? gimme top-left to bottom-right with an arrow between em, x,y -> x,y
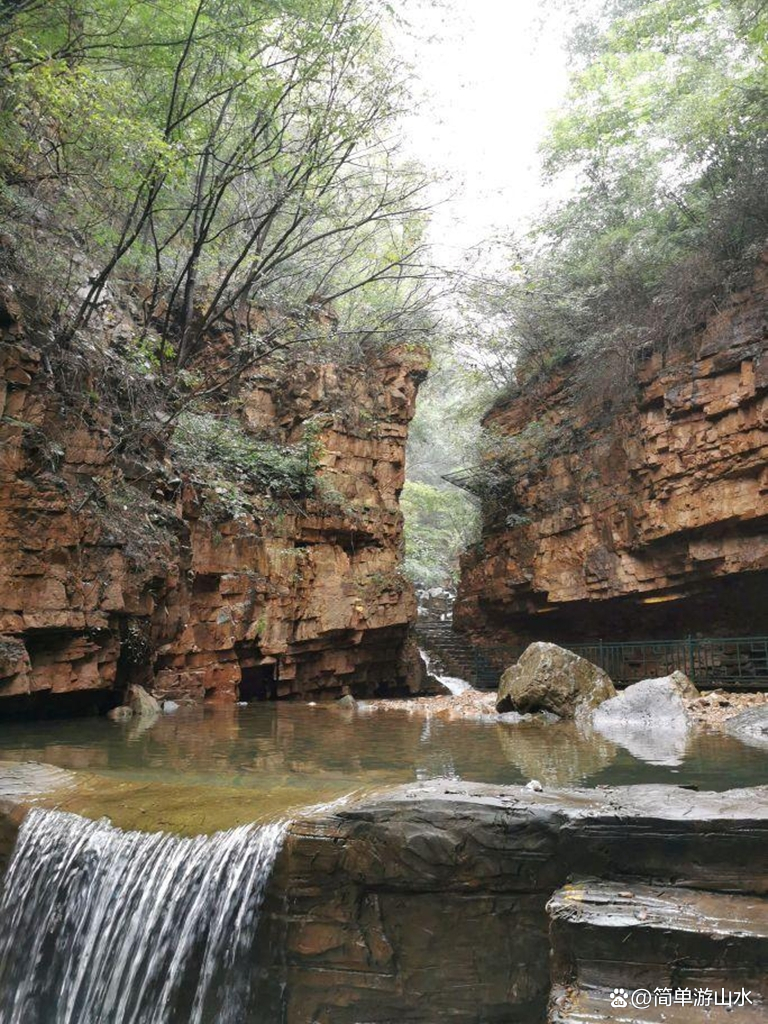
107,705 -> 133,722
236,700 -> 248,707
127,684 -> 161,718
162,700 -> 179,713
525,779 -> 543,792
337,694 -> 356,708
307,701 -> 317,706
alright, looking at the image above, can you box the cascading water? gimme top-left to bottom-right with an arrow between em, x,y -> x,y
0,807 -> 286,1024
419,648 -> 471,695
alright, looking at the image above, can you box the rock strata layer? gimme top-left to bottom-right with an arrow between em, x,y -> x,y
1,772 -> 767,1022
549,880 -> 768,1023
0,291 -> 429,710
456,257 -> 768,645
257,779 -> 768,1023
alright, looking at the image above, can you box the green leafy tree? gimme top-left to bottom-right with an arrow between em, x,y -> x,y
0,0 -> 437,395
467,0 -> 768,401
402,347 -> 483,589
402,480 -> 478,589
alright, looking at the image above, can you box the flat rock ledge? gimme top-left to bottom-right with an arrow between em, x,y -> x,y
258,779 -> 768,1023
1,769 -> 767,1023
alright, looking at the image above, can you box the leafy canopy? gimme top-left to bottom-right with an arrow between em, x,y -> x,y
467,0 -> 768,397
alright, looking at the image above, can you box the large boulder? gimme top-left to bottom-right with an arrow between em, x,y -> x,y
591,674 -> 698,765
725,706 -> 768,750
127,683 -> 161,718
592,674 -> 697,732
496,643 -> 616,719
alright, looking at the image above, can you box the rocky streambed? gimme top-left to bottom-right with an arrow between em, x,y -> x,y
363,684 -> 768,725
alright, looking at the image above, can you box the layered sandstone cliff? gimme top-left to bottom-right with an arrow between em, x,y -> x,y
456,257 -> 768,644
0,291 -> 428,713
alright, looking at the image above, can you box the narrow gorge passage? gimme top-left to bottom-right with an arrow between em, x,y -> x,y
1,0 -> 767,1021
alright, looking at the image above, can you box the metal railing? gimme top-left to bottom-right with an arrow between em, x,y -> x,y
473,636 -> 768,692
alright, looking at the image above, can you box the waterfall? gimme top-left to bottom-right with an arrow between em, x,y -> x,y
419,648 -> 471,695
0,808 -> 286,1024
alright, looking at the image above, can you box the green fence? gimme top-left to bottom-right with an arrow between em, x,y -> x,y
473,636 -> 768,692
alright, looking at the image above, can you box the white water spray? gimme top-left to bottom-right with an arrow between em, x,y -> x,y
0,808 -> 286,1024
420,647 -> 471,695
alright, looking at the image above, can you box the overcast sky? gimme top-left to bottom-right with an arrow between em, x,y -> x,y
393,0 -> 571,266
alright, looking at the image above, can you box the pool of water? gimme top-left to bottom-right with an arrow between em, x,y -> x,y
0,702 -> 766,832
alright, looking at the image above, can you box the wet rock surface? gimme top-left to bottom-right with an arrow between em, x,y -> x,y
497,643 -> 616,719
549,880 -> 767,1022
127,684 -> 161,718
255,779 -> 768,1023
1,768 -> 768,1022
725,706 -> 768,750
0,760 -> 75,871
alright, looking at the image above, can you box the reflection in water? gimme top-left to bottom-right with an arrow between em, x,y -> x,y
0,703 -> 766,830
592,717 -> 690,767
495,721 -> 618,786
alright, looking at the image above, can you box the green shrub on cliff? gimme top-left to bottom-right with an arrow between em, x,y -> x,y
171,412 -> 319,505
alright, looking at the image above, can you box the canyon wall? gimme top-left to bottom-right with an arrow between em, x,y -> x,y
0,290 -> 429,713
456,258 -> 768,645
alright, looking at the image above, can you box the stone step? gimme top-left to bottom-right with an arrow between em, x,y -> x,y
548,880 -> 768,1022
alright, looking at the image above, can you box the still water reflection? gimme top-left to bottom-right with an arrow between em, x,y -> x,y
0,703 -> 766,832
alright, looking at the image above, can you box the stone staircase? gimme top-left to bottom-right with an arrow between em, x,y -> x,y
416,619 -> 517,690
548,879 -> 768,1022
416,620 -> 485,687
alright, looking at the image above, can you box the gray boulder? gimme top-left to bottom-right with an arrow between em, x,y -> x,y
724,706 -> 768,750
591,675 -> 695,765
496,643 -> 616,719
593,675 -> 695,731
127,684 -> 161,718
664,669 -> 699,699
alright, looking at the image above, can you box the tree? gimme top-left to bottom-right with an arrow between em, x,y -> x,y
0,0 -> 438,397
465,0 -> 768,400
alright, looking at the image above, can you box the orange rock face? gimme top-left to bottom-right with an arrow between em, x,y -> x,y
455,260 -> 768,644
0,294 -> 428,712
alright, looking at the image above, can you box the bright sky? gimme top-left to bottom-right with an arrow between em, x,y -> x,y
394,0 -> 571,266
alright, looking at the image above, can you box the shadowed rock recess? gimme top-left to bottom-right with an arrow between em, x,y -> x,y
0,288 -> 430,712
456,258 -> 768,645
